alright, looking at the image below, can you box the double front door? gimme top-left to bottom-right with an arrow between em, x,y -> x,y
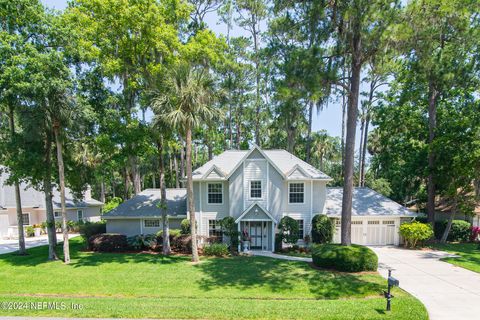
247,221 -> 267,250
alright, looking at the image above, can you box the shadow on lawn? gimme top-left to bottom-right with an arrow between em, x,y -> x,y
0,238 -> 187,267
196,256 -> 383,299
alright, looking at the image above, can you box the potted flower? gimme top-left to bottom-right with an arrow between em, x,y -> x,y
241,229 -> 250,252
33,224 -> 42,237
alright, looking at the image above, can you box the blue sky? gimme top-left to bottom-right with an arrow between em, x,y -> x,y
42,0 -> 351,141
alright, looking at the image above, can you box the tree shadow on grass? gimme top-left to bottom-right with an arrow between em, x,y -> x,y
195,256 -> 384,299
0,238 -> 187,267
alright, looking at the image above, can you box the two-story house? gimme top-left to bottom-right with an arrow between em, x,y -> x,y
105,146 -> 416,249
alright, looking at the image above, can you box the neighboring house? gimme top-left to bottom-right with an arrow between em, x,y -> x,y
104,146 -> 416,251
0,169 -> 103,239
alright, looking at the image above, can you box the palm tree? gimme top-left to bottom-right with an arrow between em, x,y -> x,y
151,63 -> 221,262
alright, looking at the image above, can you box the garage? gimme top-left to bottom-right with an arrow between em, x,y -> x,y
327,188 -> 416,246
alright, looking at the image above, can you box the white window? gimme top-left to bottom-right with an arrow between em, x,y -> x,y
289,183 -> 304,203
77,210 -> 84,221
22,213 -> 30,225
296,219 -> 304,240
208,220 -> 223,238
250,180 -> 262,199
207,183 -> 223,204
54,211 -> 61,218
144,219 -> 160,227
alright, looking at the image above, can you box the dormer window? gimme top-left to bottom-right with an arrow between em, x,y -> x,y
207,183 -> 223,204
289,182 -> 304,204
250,180 -> 262,199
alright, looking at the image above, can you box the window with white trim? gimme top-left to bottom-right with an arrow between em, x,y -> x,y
22,213 -> 30,225
289,183 -> 304,203
207,183 -> 223,204
296,219 -> 304,240
208,220 -> 223,238
77,210 -> 84,221
250,180 -> 262,199
54,211 -> 61,218
144,219 -> 160,227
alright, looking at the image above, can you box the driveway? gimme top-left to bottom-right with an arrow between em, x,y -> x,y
371,246 -> 480,320
0,234 -> 78,255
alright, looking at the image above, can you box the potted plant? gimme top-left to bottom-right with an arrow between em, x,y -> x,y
40,222 -> 48,234
241,229 -> 250,253
25,226 -> 35,237
33,224 -> 42,237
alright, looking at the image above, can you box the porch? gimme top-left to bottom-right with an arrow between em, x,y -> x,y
235,203 -> 277,252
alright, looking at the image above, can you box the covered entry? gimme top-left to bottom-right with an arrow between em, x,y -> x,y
235,203 -> 277,251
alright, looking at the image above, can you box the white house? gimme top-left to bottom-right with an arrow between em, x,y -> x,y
104,146 -> 416,250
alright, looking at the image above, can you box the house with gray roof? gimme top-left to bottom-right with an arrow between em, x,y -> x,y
104,146 -> 416,249
0,168 -> 103,238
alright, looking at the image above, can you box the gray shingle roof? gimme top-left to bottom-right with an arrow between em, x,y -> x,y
103,189 -> 187,218
325,187 -> 416,217
192,148 -> 331,180
0,168 -> 103,209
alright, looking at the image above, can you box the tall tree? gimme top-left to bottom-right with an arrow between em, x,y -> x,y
151,63 -> 221,262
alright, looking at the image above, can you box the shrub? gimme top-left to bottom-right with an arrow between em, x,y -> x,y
79,221 -> 107,249
471,226 -> 480,242
127,234 -> 158,250
400,221 -> 433,248
25,226 -> 35,237
312,244 -> 378,272
171,234 -> 192,253
278,216 -> 299,245
156,229 -> 182,238
220,216 -> 240,252
434,220 -> 471,242
414,215 -> 428,224
274,233 -> 283,252
180,219 -> 191,235
67,220 -> 81,232
311,214 -> 334,244
89,233 -> 128,252
203,243 -> 229,256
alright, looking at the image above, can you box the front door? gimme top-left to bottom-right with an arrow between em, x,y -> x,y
249,221 -> 263,249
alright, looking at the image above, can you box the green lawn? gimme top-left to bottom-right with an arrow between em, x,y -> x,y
275,250 -> 312,258
431,242 -> 480,273
0,237 -> 428,319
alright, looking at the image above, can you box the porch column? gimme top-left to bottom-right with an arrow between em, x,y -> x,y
237,222 -> 241,252
271,222 -> 275,252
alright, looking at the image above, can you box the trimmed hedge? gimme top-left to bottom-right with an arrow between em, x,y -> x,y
312,244 -> 378,272
311,214 -> 334,244
203,243 -> 229,256
89,233 -> 128,252
434,220 -> 471,242
80,221 -> 106,249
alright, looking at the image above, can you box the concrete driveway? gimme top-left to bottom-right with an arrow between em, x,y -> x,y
0,234 -> 78,255
371,246 -> 480,320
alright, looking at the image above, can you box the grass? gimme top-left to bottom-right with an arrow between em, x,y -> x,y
0,237 -> 428,319
275,250 -> 312,258
430,242 -> 480,273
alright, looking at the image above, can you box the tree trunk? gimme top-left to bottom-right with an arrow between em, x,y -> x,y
186,125 -> 199,262
174,153 -> 180,188
130,155 -> 141,195
341,34 -> 362,246
123,168 -> 130,199
440,199 -> 456,243
360,114 -> 370,187
44,131 -> 58,259
358,113 -> 365,187
152,174 -> 156,189
427,83 -> 439,224
100,179 -> 106,203
158,138 -> 171,255
253,25 -> 261,147
341,85 -> 347,177
180,142 -> 185,188
306,101 -> 314,163
53,122 -> 70,264
8,106 -> 26,255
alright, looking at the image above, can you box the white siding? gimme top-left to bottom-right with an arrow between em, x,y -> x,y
243,160 -> 268,209
229,165 -> 244,220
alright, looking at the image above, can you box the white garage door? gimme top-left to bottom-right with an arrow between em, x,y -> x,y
334,219 -> 397,245
365,220 -> 395,245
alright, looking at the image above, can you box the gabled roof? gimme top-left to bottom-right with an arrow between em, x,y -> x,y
235,202 -> 278,224
103,189 -> 187,218
0,167 -> 103,209
325,187 -> 416,217
202,165 -> 227,180
192,146 -> 331,181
